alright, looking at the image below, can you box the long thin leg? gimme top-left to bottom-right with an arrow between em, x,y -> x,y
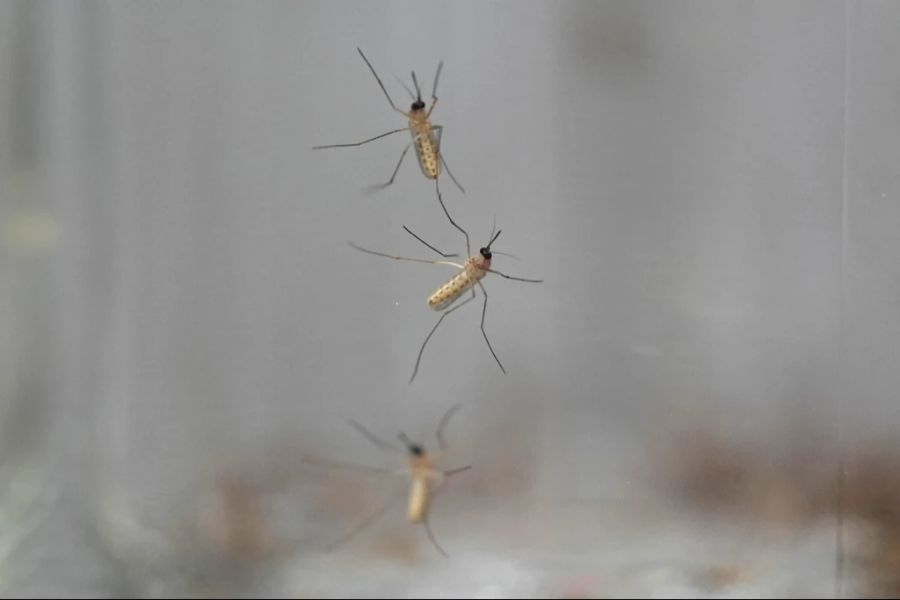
402,226 -> 458,258
313,127 -> 407,149
357,47 -> 408,116
486,268 -> 543,283
302,454 -> 393,474
435,179 -> 470,258
490,250 -> 521,261
440,154 -> 465,195
325,486 -> 404,553
444,465 -> 472,477
426,61 -> 443,118
432,126 -> 466,194
410,289 -> 476,384
365,142 -> 412,192
436,403 -> 463,451
348,242 -> 463,269
422,511 -> 448,558
348,419 -> 405,454
476,281 -> 505,374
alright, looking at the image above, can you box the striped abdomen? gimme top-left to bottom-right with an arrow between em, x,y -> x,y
428,261 -> 487,311
410,121 -> 440,180
407,476 -> 429,523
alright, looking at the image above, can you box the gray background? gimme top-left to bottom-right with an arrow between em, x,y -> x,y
1,1 -> 899,597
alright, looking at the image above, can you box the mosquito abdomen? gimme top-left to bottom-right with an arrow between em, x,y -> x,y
407,476 -> 429,523
410,121 -> 440,180
427,264 -> 485,311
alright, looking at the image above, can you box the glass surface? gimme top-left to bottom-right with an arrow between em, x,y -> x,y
2,1 -> 900,597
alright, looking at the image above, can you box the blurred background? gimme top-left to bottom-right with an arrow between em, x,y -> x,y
1,0 -> 899,597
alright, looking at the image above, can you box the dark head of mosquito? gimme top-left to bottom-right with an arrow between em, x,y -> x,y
479,229 -> 502,261
410,70 -> 425,112
398,432 -> 424,457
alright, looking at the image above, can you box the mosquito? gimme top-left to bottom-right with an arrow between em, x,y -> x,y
313,47 -> 465,195
350,190 -> 542,382
303,404 -> 471,557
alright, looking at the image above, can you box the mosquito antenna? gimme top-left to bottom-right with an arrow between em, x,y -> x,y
487,228 -> 502,249
431,60 -> 444,102
410,70 -> 422,102
393,74 -> 417,101
491,250 -> 521,261
422,512 -> 449,558
436,404 -> 463,451
348,419 -> 404,454
357,47 -> 403,113
487,215 -> 497,247
403,225 -> 458,258
397,432 -> 423,455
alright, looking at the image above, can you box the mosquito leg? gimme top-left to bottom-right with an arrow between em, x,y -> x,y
365,142 -> 412,192
436,403 -> 463,451
444,465 -> 472,477
357,47 -> 409,117
476,281 -> 505,374
486,268 -> 543,283
432,126 -> 465,195
426,60 -> 443,117
402,226 -> 458,258
348,242 -> 463,269
313,128 -> 407,149
347,420 -> 405,454
422,510 -> 448,558
325,486 -> 403,553
440,154 -> 465,195
435,178 -> 470,258
410,289 -> 476,384
302,455 -> 393,474
385,142 -> 412,187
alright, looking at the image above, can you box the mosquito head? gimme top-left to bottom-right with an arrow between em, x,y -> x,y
480,228 -> 502,260
409,70 -> 426,112
398,432 -> 425,456
408,444 -> 424,457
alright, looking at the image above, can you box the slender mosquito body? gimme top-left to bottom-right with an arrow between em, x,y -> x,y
313,47 -> 464,194
350,191 -> 542,382
304,404 -> 470,557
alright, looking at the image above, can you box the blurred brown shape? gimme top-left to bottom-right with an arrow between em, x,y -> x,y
654,415 -> 900,596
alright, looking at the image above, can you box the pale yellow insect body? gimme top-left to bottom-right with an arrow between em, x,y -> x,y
409,108 -> 441,180
316,406 -> 469,556
407,476 -> 429,523
313,49 -> 465,195
406,454 -> 444,523
427,253 -> 491,311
